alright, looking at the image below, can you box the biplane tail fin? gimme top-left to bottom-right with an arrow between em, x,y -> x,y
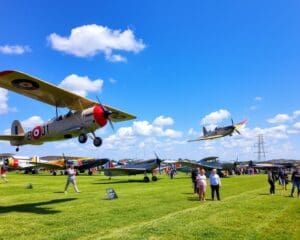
11,120 -> 25,136
7,120 -> 25,145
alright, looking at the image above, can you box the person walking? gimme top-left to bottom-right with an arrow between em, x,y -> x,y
267,170 -> 276,195
0,166 -> 8,183
64,164 -> 80,193
290,166 -> 300,198
209,169 -> 221,201
196,169 -> 207,201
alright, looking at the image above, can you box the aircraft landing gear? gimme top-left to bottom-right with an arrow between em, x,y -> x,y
152,176 -> 158,181
16,147 -> 19,152
93,137 -> 102,147
143,176 -> 150,182
78,133 -> 88,143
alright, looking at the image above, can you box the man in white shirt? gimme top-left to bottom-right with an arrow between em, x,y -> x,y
209,168 -> 221,200
64,164 -> 80,193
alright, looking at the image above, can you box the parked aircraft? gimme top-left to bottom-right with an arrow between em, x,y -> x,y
1,153 -> 37,173
103,154 -> 162,182
31,155 -> 109,175
247,160 -> 296,170
0,70 -> 136,151
188,119 -> 248,142
178,156 -> 237,176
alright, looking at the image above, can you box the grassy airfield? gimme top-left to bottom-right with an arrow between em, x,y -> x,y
0,172 -> 299,240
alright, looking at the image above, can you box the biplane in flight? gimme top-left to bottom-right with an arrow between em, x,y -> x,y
0,70 -> 136,151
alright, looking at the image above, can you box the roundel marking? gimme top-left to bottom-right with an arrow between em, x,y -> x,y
11,79 -> 40,90
32,126 -> 42,139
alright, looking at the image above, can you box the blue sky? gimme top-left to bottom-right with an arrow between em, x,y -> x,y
0,0 -> 300,161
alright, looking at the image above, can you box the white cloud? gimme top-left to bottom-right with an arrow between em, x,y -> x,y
293,110 -> 300,119
0,89 -> 9,114
188,128 -> 198,136
21,116 -> 44,130
107,54 -> 127,63
201,109 -> 231,125
58,74 -> 103,97
3,116 -> 44,135
164,129 -> 182,138
0,45 -> 31,55
289,122 -> 300,134
108,78 -> 117,84
255,96 -> 262,101
0,89 -> 17,114
250,106 -> 257,111
153,116 -> 174,127
48,24 -> 145,62
293,122 -> 300,130
101,116 -> 182,152
267,114 -> 290,124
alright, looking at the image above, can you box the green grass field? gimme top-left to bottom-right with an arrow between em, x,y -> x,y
0,172 -> 299,240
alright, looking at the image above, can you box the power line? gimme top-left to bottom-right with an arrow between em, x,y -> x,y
254,134 -> 267,162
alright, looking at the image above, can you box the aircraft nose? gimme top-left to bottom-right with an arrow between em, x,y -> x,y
5,158 -> 18,168
93,105 -> 108,127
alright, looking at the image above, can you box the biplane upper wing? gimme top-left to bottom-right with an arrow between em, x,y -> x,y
0,70 -> 136,122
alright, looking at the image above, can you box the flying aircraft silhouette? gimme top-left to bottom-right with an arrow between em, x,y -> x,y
188,119 -> 248,142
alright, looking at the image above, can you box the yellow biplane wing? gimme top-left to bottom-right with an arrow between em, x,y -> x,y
0,70 -> 136,122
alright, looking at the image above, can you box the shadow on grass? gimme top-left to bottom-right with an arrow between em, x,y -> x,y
187,197 -> 214,202
94,179 -> 146,184
0,198 -> 77,215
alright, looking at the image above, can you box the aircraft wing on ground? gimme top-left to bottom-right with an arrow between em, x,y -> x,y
187,134 -> 224,142
103,168 -> 148,176
179,160 -> 201,169
179,160 -> 223,170
32,161 -> 65,169
0,70 -> 136,122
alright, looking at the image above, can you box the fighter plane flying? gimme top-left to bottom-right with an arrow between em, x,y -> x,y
31,155 -> 109,175
188,119 -> 248,142
103,154 -> 162,182
0,70 -> 136,151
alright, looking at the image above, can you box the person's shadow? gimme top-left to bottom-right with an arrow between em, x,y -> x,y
0,198 -> 77,215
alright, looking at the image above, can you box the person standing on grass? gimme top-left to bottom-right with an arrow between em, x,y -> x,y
209,169 -> 221,201
196,169 -> 207,201
290,166 -> 300,198
64,163 -> 80,194
267,170 -> 276,195
1,166 -> 8,183
191,168 -> 199,193
283,170 -> 288,191
278,168 -> 284,185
